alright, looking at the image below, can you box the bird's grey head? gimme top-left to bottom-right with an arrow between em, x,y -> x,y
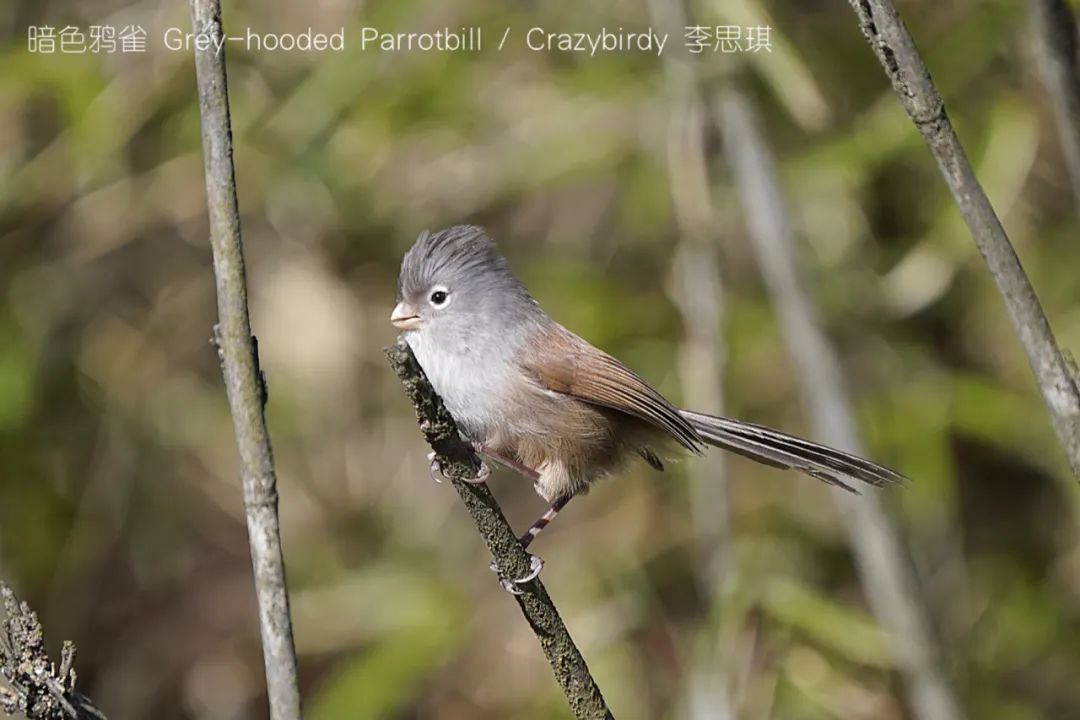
391,225 -> 536,343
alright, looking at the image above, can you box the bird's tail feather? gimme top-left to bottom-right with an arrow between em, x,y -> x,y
679,410 -> 905,493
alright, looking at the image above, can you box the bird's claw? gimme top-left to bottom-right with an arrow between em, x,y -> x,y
489,554 -> 544,595
428,453 -> 490,485
463,460 -> 490,484
428,452 -> 444,484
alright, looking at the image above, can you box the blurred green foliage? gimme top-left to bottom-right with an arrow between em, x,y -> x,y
2,0 -> 1080,718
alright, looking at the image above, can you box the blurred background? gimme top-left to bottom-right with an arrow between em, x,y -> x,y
3,0 -> 1080,718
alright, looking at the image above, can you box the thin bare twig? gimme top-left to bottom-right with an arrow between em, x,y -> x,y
0,583 -> 107,720
1030,0 -> 1080,210
188,1 -> 302,718
385,339 -> 613,720
846,0 -> 1080,479
720,91 -> 962,720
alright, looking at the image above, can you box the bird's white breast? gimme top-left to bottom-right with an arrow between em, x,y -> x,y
403,329 -> 514,444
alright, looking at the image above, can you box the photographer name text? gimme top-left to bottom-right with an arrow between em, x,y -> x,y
359,26 -> 672,56
357,26 -> 772,55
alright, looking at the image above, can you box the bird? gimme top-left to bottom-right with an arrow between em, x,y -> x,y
391,225 -> 904,587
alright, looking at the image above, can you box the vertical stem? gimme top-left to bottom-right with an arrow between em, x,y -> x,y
188,2 -> 302,718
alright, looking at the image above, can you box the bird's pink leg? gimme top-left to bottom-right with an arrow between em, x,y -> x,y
520,495 -> 572,549
464,445 -> 575,593
429,443 -> 574,591
470,445 -> 571,547
431,444 -> 541,486
473,444 -> 541,482
485,495 -> 573,593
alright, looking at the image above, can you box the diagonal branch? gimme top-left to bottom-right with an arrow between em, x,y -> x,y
385,339 -> 613,720
188,1 -> 302,718
720,90 -> 962,720
847,0 -> 1080,480
1030,0 -> 1080,211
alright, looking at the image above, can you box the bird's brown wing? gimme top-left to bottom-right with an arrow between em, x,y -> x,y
518,324 -> 703,453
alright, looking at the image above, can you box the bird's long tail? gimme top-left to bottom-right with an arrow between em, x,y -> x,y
679,410 -> 905,492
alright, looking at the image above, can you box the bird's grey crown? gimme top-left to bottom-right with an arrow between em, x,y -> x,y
395,225 -> 539,442
397,225 -> 528,303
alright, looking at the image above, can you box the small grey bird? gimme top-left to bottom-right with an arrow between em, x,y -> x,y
392,225 -> 902,584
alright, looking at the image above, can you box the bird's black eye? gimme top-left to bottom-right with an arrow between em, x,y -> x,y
429,290 -> 448,306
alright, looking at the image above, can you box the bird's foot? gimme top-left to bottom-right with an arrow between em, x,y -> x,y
428,452 -> 490,485
463,460 -> 491,484
489,554 -> 544,595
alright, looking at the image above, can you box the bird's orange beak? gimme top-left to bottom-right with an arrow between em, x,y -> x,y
390,301 -> 421,330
